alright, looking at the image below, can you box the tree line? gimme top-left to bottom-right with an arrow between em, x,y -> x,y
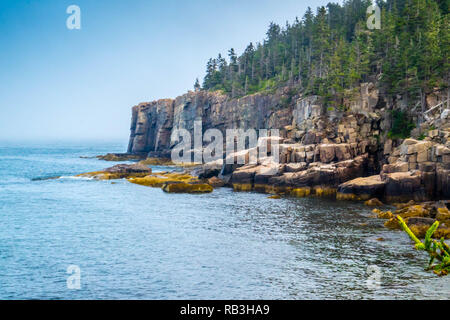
196,0 -> 449,111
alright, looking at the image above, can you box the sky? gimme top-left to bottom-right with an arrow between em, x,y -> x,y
0,0 -> 335,142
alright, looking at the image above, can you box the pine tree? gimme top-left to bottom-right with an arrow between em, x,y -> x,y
194,78 -> 201,91
197,0 -> 448,102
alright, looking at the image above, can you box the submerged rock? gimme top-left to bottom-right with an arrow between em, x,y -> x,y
381,201 -> 450,238
373,209 -> 393,219
436,207 -> 450,222
364,198 -> 384,207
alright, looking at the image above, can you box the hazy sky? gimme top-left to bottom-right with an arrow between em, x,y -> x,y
0,0 -> 334,142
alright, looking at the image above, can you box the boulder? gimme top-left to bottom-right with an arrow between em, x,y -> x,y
436,207 -> 450,222
365,198 -> 383,207
208,176 -> 226,188
406,217 -> 438,238
254,164 -> 283,187
337,175 -> 386,201
401,216 -> 450,239
382,171 -> 426,203
231,164 -> 259,185
195,159 -> 223,179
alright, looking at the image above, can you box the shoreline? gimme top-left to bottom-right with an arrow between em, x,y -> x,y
81,156 -> 450,243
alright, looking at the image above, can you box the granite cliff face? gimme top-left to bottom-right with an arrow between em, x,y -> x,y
125,83 -> 450,202
127,88 -> 294,157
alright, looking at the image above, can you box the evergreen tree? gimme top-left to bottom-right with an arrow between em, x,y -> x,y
199,0 -> 448,103
194,78 -> 201,91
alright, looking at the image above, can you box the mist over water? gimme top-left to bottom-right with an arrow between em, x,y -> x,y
0,141 -> 448,299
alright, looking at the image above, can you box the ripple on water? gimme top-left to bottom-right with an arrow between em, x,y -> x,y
0,142 -> 449,299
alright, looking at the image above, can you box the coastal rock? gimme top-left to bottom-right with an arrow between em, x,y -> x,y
374,209 -> 393,219
231,164 -> 259,186
208,176 -> 226,188
380,200 -> 450,238
364,198 -> 383,207
128,172 -> 197,188
284,162 -> 308,173
382,171 -> 425,203
96,153 -> 145,161
104,164 -> 152,175
401,217 -> 450,239
337,175 -> 386,201
128,99 -> 174,155
77,163 -> 152,180
138,158 -> 174,166
406,217 -> 439,238
127,89 -> 294,158
162,181 -> 213,194
262,155 -> 367,196
123,81 -> 449,201
319,144 -> 336,163
195,160 -> 223,179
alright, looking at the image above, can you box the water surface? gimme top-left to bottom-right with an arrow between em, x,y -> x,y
0,141 -> 448,299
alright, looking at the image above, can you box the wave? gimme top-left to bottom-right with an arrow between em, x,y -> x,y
58,175 -> 95,181
31,175 -> 94,181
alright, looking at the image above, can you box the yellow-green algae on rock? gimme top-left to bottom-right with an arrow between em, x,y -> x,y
138,158 -> 175,166
128,172 -> 213,194
336,192 -> 372,201
161,182 -> 213,194
96,153 -> 145,161
76,164 -> 152,180
313,186 -> 337,197
364,198 -> 383,207
128,172 -> 197,187
372,208 -> 393,219
231,182 -> 337,199
232,183 -> 253,192
291,187 -> 311,197
380,202 -> 450,239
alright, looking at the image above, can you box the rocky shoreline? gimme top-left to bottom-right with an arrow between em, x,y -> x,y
122,83 -> 449,202
87,82 -> 450,241
79,160 -> 450,240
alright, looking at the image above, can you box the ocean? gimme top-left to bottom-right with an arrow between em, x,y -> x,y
0,141 -> 448,299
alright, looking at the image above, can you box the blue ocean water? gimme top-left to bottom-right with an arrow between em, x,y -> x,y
0,141 -> 448,300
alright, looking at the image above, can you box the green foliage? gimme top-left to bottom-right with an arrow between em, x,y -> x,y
398,216 -> 450,276
418,133 -> 427,141
388,110 -> 416,139
199,0 -> 449,107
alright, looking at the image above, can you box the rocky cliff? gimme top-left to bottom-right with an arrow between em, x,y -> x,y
127,88 -> 296,157
125,83 -> 450,202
